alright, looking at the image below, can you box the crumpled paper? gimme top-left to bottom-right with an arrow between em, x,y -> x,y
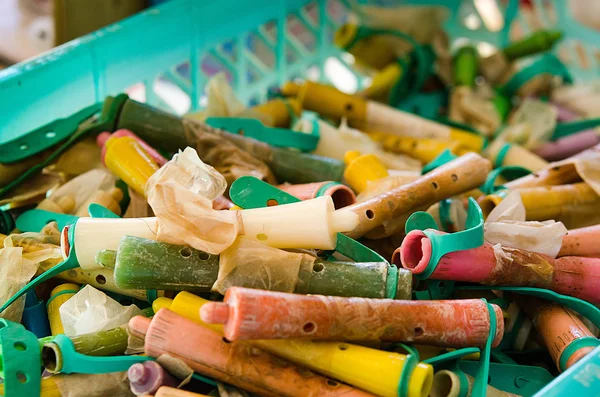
212,237 -> 316,295
294,118 -> 421,171
48,168 -> 117,215
186,73 -> 268,125
59,285 -> 142,336
484,190 -> 567,257
146,147 -> 240,255
449,87 -> 501,137
501,98 -> 557,149
182,117 -> 277,185
0,223 -> 63,322
552,80 -> 600,118
552,143 -> 600,196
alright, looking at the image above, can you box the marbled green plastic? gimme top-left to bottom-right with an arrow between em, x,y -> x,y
114,236 -> 394,297
109,98 -> 344,183
114,236 -> 219,291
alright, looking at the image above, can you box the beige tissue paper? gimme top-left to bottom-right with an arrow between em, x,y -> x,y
59,285 -> 142,336
484,190 -> 567,257
146,147 -> 240,255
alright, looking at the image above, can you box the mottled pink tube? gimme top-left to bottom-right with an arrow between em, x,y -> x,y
277,182 -> 356,209
395,230 -> 600,303
200,287 -> 503,348
559,225 -> 600,257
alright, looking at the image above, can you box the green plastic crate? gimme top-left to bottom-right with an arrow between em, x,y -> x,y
1,0 -> 599,145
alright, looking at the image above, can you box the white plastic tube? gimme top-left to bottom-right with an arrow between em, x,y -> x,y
68,217 -> 159,270
239,196 -> 358,249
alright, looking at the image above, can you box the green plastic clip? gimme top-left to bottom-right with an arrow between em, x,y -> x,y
229,176 -> 387,266
1,205 -> 122,313
405,198 -> 484,280
16,209 -> 79,233
0,221 -> 80,313
396,344 -> 420,397
0,94 -> 129,198
500,53 -> 573,97
205,117 -> 319,152
16,203 -> 120,233
87,203 -> 120,219
0,319 -> 41,397
421,149 -> 458,174
480,165 -> 531,195
0,103 -> 102,164
52,334 -> 152,374
461,361 -> 554,396
552,117 -> 600,140
343,26 -> 430,101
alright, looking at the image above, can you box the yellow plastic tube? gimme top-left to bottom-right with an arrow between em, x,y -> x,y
47,283 -> 80,336
381,135 -> 471,163
103,136 -> 160,197
360,62 -> 404,100
286,81 -> 485,152
485,140 -> 547,172
334,23 -> 398,71
249,98 -> 302,128
153,293 -> 433,397
343,151 -> 389,193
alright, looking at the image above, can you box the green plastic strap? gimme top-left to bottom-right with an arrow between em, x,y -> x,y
0,220 -> 80,313
480,165 -> 531,195
229,176 -> 387,264
385,265 -> 399,299
315,181 -> 343,198
396,344 -> 419,397
494,143 -> 512,168
282,98 -> 300,126
191,373 -> 218,387
422,150 -> 458,174
423,347 -> 480,366
388,57 -> 410,105
500,53 -> 573,97
558,336 -> 600,372
456,286 -> 600,330
438,199 -> 453,232
146,289 -> 159,304
405,198 -> 484,281
0,103 -> 102,163
88,203 -> 121,218
552,117 -> 600,140
46,289 -> 80,308
346,26 -> 429,100
205,117 -> 319,152
53,334 -> 152,374
0,319 -> 41,397
470,301 -> 496,397
17,203 -> 120,233
414,280 -> 456,300
16,209 -> 79,233
0,94 -> 129,199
